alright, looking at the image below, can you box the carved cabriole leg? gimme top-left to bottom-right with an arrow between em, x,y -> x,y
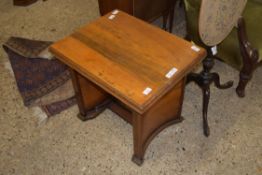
212,72 -> 234,89
237,72 -> 252,97
190,56 -> 214,137
236,17 -> 259,97
70,69 -> 110,121
202,84 -> 210,137
187,50 -> 233,137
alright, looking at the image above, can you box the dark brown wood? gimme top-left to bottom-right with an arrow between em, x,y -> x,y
109,101 -> 133,124
98,0 -> 133,16
168,2 -> 175,33
13,0 -> 37,6
162,11 -> 168,31
187,48 -> 233,137
97,0 -> 176,32
184,0 -> 234,137
236,17 -> 260,97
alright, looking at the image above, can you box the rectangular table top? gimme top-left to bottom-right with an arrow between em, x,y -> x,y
50,10 -> 206,114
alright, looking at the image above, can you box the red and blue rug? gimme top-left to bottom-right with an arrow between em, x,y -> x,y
3,37 -> 76,117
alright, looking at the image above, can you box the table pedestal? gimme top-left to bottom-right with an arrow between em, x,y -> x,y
187,48 -> 233,137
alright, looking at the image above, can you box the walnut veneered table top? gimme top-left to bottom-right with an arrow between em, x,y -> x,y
50,11 -> 206,114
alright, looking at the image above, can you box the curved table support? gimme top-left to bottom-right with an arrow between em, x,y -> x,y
132,114 -> 183,165
131,79 -> 185,165
236,17 -> 260,97
70,68 -> 186,165
187,49 -> 233,137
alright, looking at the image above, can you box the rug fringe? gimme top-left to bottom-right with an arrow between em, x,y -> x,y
3,61 -> 14,77
32,107 -> 48,126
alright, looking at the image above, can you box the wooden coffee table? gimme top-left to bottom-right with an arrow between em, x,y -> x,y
50,10 -> 206,165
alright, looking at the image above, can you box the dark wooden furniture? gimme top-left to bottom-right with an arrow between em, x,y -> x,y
236,17 -> 260,97
187,48 -> 234,136
50,11 -> 206,165
13,0 -> 37,6
184,0 -> 262,100
98,0 -> 177,32
184,0 -> 248,136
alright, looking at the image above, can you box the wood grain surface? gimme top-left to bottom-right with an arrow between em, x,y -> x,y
50,11 -> 206,114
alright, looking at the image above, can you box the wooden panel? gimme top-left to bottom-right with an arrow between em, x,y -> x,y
133,0 -> 173,21
98,0 -> 176,23
132,78 -> 185,164
140,79 -> 184,143
50,11 -> 206,114
77,73 -> 108,110
109,101 -> 133,124
71,70 -> 109,118
98,0 -> 133,16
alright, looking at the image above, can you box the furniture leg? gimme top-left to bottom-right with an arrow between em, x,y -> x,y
70,69 -> 110,121
212,72 -> 234,89
178,0 -> 184,7
132,114 -> 144,166
202,84 -> 210,137
236,17 -> 259,97
168,4 -> 175,33
167,0 -> 177,33
162,12 -> 168,31
187,51 -> 233,136
237,72 -> 253,97
131,79 -> 185,165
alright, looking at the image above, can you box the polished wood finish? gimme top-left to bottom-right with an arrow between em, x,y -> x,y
50,11 -> 206,165
131,79 -> 185,165
183,0 -> 234,137
13,0 -> 37,6
67,69 -> 186,165
187,48 -> 233,136
98,0 -> 177,32
236,17 -> 260,97
70,69 -> 109,121
50,11 -> 206,114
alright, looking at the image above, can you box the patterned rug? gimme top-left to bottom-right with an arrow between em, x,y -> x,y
3,37 -> 76,117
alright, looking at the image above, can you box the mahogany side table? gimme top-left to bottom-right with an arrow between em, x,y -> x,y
50,10 -> 206,165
